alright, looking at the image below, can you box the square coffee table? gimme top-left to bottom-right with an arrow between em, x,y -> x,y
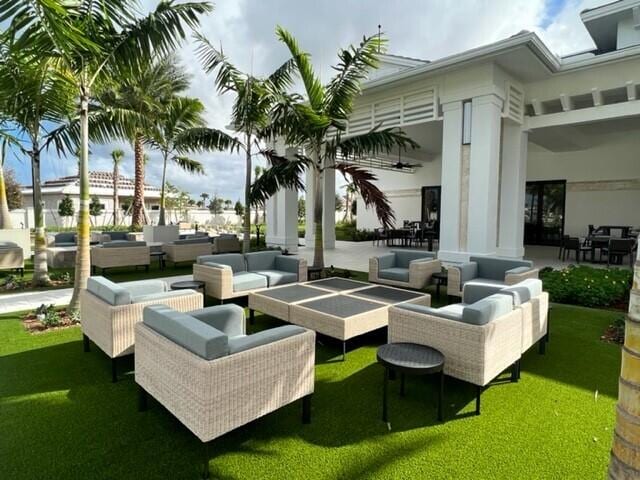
304,277 -> 371,292
347,285 -> 430,305
248,284 -> 335,323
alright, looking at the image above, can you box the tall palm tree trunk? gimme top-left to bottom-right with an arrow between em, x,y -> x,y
312,161 -> 324,268
69,91 -> 91,311
0,142 -> 12,229
112,161 -> 119,226
131,134 -> 146,228
242,138 -> 251,253
158,152 -> 168,226
31,144 -> 49,286
609,248 -> 640,478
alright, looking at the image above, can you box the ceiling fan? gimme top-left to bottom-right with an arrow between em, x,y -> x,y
392,149 -> 421,170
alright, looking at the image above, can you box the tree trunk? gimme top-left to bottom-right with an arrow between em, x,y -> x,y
158,151 -> 168,226
312,148 -> 324,268
69,91 -> 91,311
112,161 -> 119,226
131,134 -> 146,228
243,138 -> 252,253
31,145 -> 49,286
609,248 -> 640,478
0,144 -> 12,229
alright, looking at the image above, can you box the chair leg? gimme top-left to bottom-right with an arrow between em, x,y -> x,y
82,334 -> 90,353
342,341 -> 346,362
539,337 -> 546,355
202,441 -> 212,480
138,385 -> 148,412
302,394 -> 312,424
111,357 -> 118,383
511,360 -> 519,382
475,385 -> 482,415
249,309 -> 255,326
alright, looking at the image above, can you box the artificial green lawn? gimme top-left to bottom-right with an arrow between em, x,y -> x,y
0,295 -> 621,479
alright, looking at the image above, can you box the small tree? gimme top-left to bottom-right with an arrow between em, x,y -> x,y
209,196 -> 224,215
200,193 -> 209,208
89,196 -> 104,226
224,199 -> 232,210
298,197 -> 305,223
58,195 -> 74,228
335,193 -> 344,213
234,200 -> 244,217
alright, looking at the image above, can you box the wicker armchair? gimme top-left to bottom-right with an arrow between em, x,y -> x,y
369,250 -> 441,289
135,304 -> 315,478
80,276 -> 203,382
447,256 -> 538,297
388,293 -> 522,414
163,238 -> 212,267
91,241 -> 150,274
0,242 -> 24,275
212,234 -> 241,253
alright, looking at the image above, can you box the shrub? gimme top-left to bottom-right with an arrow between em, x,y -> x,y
540,265 -> 632,308
35,304 -> 61,327
3,274 -> 24,290
50,271 -> 72,283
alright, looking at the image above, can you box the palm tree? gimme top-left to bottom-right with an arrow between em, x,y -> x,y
343,182 -> 357,223
609,247 -> 640,477
253,165 -> 264,224
0,140 -> 12,229
195,35 -> 297,253
110,149 -> 124,226
254,28 -> 418,267
1,0 -> 213,310
200,193 -> 209,209
0,46 -> 75,285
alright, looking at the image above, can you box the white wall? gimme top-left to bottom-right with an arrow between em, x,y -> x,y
617,16 -> 640,49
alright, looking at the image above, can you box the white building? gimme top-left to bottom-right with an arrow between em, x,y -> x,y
267,0 -> 640,262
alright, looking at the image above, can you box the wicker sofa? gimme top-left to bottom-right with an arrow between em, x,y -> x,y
163,237 -> 212,267
212,234 -> 241,253
369,249 -> 441,289
80,276 -> 203,381
447,255 -> 538,297
0,241 -> 24,275
135,303 -> 315,478
388,292 -> 522,414
91,241 -> 151,274
193,251 -> 308,302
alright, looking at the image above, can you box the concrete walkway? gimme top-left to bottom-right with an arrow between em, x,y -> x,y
0,273 -> 193,315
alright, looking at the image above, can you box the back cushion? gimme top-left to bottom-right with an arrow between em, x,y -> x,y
502,278 -> 543,304
104,231 -> 128,241
200,253 -> 245,272
55,233 -> 76,244
462,283 -> 504,305
87,276 -> 131,305
174,237 -> 210,245
392,250 -> 434,268
102,240 -> 147,248
471,256 -> 532,280
143,304 -> 229,360
0,241 -> 18,248
462,293 -> 513,325
120,279 -> 167,299
245,251 -> 281,271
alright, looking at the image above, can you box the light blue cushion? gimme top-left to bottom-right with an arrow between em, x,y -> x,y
393,249 -> 435,268
103,231 -> 129,241
376,253 -> 396,269
120,279 -> 167,299
55,233 -> 76,245
102,240 -> 146,248
462,283 -> 504,304
228,325 -> 306,354
245,251 -> 281,271
130,289 -> 193,304
252,270 -> 298,287
395,302 -> 464,322
456,262 -> 478,283
197,253 -> 245,273
233,272 -> 268,292
501,278 -> 543,305
143,305 -> 229,360
462,294 -> 513,325
87,276 -> 131,305
506,266 -> 532,275
189,304 -> 245,337
173,237 -> 210,245
274,255 -> 301,275
470,256 -> 532,281
378,267 -> 410,283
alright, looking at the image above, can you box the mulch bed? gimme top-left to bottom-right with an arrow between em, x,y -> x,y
601,318 -> 626,345
22,309 -> 79,334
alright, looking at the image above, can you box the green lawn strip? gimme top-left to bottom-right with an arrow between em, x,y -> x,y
0,301 -> 620,479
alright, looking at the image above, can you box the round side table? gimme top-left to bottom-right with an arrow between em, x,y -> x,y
170,280 -> 205,297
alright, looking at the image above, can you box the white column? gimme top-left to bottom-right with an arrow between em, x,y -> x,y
497,122 -> 528,258
466,94 -> 503,256
438,101 -> 465,262
265,146 -> 300,252
304,165 -> 335,250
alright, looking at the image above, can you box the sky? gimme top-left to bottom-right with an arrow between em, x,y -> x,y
6,0 -> 609,202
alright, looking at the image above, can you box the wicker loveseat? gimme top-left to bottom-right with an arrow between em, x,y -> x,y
388,293 -> 522,414
447,256 -> 538,297
80,276 -> 202,381
163,237 -> 212,267
193,251 -> 308,302
369,249 -> 441,289
0,241 -> 24,275
135,303 -> 315,478
91,241 -> 150,274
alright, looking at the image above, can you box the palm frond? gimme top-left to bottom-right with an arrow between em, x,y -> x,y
249,151 -> 309,206
174,127 -> 242,153
193,32 -> 242,92
275,26 -> 324,112
332,163 -> 395,228
267,57 -> 296,91
172,155 -> 204,174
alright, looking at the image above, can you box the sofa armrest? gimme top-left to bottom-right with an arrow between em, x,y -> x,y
505,267 -> 539,286
408,258 -> 441,289
190,304 -> 246,337
275,255 -> 302,275
368,254 -> 395,283
447,262 -> 478,296
134,324 -> 315,442
228,325 -> 307,354
193,263 -> 233,300
376,253 -> 396,270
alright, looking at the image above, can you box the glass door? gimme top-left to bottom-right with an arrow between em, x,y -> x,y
524,180 -> 566,245
421,186 -> 441,236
